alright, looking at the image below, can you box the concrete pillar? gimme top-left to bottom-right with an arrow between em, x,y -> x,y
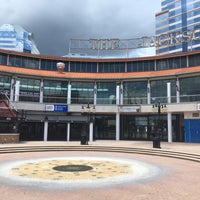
176,79 -> 180,103
44,121 -> 48,142
10,77 -> 15,101
67,123 -> 70,141
167,82 -> 172,143
120,83 -> 123,105
147,81 -> 151,104
89,122 -> 94,142
94,83 -> 97,105
40,80 -> 43,103
67,83 -> 71,104
116,113 -> 120,140
14,80 -> 20,102
116,85 -> 120,105
167,113 -> 172,143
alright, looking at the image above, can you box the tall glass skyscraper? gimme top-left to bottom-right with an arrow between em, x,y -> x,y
0,24 -> 40,54
156,0 -> 200,54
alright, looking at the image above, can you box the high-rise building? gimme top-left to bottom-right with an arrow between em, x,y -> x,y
156,0 -> 200,54
0,24 -> 40,54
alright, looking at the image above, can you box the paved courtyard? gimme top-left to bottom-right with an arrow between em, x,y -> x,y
0,141 -> 199,200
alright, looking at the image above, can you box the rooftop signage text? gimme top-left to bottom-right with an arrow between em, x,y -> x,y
70,28 -> 200,51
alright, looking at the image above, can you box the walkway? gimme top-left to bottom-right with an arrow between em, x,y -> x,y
0,141 -> 199,200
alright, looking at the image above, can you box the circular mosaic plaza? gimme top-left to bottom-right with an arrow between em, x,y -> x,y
0,156 -> 163,190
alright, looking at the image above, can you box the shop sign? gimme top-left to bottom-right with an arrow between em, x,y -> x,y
118,106 -> 140,113
45,104 -> 68,112
54,104 -> 68,112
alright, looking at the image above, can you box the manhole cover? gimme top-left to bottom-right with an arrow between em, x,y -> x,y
53,165 -> 93,172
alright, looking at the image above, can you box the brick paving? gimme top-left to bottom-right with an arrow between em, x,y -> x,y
0,141 -> 199,200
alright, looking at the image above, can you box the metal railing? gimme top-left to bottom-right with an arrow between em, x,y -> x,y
10,94 -> 200,105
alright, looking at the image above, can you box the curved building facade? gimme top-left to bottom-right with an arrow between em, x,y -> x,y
0,49 -> 200,143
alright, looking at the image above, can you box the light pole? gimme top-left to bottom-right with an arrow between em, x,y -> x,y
81,102 -> 96,144
152,100 -> 167,148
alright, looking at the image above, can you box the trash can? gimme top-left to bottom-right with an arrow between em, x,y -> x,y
80,135 -> 88,145
153,138 -> 161,148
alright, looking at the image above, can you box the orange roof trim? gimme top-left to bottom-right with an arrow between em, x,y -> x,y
1,65 -> 200,80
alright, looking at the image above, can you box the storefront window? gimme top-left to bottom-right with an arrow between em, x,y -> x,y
9,55 -> 39,69
123,81 -> 147,104
94,115 -> 116,139
41,59 -> 68,71
0,75 -> 11,97
71,82 -> 94,104
151,79 -> 176,103
97,82 -> 116,104
43,80 -> 67,103
180,76 -> 200,102
98,62 -> 125,72
70,62 -> 97,72
18,78 -> 40,102
0,53 -> 7,65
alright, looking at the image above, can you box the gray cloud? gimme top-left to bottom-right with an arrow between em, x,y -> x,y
0,0 -> 161,56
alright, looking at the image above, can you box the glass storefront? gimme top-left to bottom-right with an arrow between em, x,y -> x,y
41,59 -> 68,71
123,81 -> 147,104
19,122 -> 44,141
9,55 -> 39,69
18,78 -> 40,102
97,82 -> 116,104
0,75 -> 11,97
151,79 -> 176,103
71,81 -> 94,104
0,53 -> 7,65
2,51 -> 200,73
120,114 -> 182,141
180,76 -> 200,102
43,80 -> 68,103
70,62 -> 97,72
94,115 -> 116,140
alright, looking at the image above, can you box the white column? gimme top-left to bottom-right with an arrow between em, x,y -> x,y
10,78 -> 15,101
67,83 -> 71,104
94,83 -> 97,105
116,85 -> 120,105
14,80 -> 20,102
167,82 -> 171,103
120,83 -> 123,105
40,80 -> 43,103
147,81 -> 151,104
67,123 -> 70,141
116,113 -> 120,140
167,113 -> 172,143
89,122 -> 94,142
167,82 -> 172,143
176,79 -> 180,103
44,121 -> 48,142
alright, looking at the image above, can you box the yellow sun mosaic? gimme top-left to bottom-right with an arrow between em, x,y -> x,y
11,159 -> 132,180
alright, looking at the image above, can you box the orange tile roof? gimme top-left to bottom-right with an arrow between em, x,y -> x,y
1,64 -> 200,80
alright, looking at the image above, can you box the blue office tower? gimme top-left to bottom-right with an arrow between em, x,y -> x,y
0,24 -> 40,54
156,0 -> 200,54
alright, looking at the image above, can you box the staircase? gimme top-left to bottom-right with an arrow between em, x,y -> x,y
0,92 -> 16,118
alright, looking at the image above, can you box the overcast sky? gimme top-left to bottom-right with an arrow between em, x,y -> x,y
0,0 -> 161,56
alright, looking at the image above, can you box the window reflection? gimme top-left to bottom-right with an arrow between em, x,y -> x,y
123,81 -> 147,104
43,80 -> 67,103
71,82 -> 94,104
18,78 -> 40,102
96,82 -> 116,104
